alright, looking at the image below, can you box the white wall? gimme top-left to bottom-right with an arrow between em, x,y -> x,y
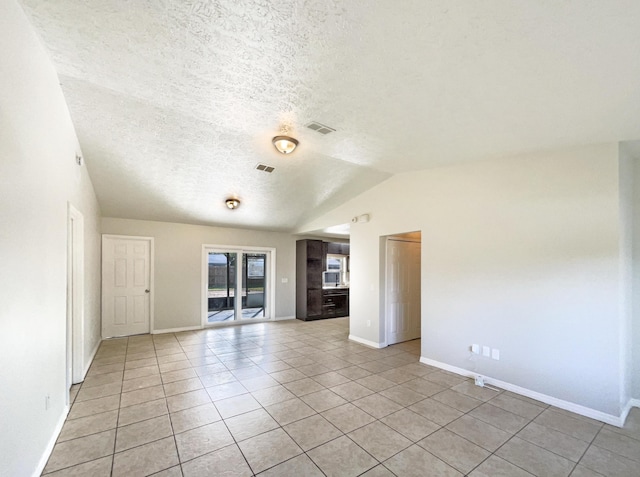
618,145 -> 634,410
101,218 -> 299,331
630,149 -> 640,401
298,144 -> 626,417
0,2 -> 102,476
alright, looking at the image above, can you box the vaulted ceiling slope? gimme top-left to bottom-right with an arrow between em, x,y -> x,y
19,1 -> 640,230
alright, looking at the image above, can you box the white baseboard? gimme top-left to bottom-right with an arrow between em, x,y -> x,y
420,357 -> 626,427
349,334 -> 386,349
81,339 -> 101,381
33,404 -> 69,477
152,325 -> 203,334
274,316 -> 296,321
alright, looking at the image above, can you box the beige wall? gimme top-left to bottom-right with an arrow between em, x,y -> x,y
0,2 -> 102,475
101,218 -> 299,331
298,144 -> 627,418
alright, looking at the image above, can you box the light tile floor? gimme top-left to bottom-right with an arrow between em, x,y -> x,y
43,318 -> 640,476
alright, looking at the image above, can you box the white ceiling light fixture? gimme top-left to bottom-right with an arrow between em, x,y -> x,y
272,135 -> 299,154
225,198 -> 240,210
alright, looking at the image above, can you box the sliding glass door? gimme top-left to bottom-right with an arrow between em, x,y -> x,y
206,248 -> 271,324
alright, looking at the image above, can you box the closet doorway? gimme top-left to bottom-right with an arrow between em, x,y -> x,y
384,232 -> 421,345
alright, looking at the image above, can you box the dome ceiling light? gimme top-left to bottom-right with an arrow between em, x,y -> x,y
272,135 -> 298,154
225,198 -> 240,210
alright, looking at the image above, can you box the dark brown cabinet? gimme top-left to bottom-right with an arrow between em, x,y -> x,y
296,239 -> 350,321
322,289 -> 349,318
306,289 -> 322,317
296,240 -> 323,318
327,242 -> 350,255
306,239 -> 323,258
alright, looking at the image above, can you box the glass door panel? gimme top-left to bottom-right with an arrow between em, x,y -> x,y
243,253 -> 266,319
207,252 -> 238,322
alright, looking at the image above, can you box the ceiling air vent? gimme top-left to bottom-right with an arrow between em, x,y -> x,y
306,121 -> 335,135
255,163 -> 275,173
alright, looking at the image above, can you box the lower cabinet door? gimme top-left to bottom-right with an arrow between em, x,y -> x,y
307,290 -> 322,316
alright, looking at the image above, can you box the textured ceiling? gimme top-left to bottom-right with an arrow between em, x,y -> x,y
19,0 -> 640,230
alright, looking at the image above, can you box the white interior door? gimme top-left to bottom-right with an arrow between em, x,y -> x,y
386,239 -> 421,345
102,236 -> 151,337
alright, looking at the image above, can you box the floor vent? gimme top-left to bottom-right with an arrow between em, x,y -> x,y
306,121 -> 336,135
255,163 -> 275,173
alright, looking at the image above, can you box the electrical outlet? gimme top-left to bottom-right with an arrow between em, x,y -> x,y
475,375 -> 485,387
366,320 -> 371,327
482,346 -> 491,357
471,344 -> 480,354
491,349 -> 500,360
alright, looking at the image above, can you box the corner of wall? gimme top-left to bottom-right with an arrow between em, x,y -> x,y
617,146 -> 634,409
623,143 -> 640,401
32,404 -> 70,477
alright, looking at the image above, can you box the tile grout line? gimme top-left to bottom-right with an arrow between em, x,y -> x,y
569,421 -> 607,476
412,384 -> 505,476
110,336 -> 128,477
156,332 -> 182,476
47,319 -> 628,477
196,336 -> 260,476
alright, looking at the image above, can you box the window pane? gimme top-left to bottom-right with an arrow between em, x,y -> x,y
243,253 -> 266,319
207,252 -> 237,322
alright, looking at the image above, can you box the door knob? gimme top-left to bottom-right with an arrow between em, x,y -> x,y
145,289 -> 150,293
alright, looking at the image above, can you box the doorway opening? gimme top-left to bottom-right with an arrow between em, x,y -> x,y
202,245 -> 275,325
66,204 -> 84,400
383,231 -> 421,345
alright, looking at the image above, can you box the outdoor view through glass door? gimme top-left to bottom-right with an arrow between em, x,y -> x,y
207,250 -> 268,323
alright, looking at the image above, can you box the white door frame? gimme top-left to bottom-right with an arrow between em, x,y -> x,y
383,234 -> 422,346
102,234 -> 155,337
201,244 -> 276,327
67,204 -> 84,393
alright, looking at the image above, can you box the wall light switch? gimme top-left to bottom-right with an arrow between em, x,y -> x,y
491,349 -> 500,360
471,344 -> 480,354
281,278 -> 288,283
482,346 -> 491,357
